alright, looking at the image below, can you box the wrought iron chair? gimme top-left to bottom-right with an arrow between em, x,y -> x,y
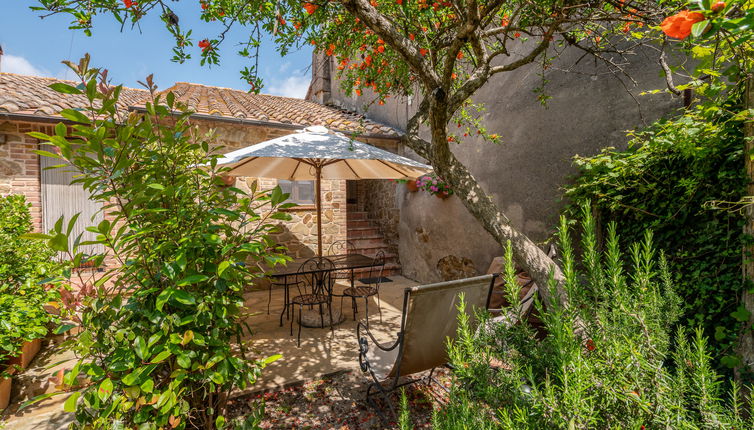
327,240 -> 357,287
290,256 -> 336,347
267,253 -> 301,316
357,274 -> 496,419
342,251 -> 385,327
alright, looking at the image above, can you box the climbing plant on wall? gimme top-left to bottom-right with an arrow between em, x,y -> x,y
564,93 -> 747,373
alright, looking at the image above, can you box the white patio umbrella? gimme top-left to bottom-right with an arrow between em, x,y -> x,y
216,126 -> 432,255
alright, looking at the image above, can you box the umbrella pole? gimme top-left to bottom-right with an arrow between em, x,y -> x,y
316,165 -> 323,256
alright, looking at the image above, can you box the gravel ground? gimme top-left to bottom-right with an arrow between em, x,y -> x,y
227,369 -> 451,429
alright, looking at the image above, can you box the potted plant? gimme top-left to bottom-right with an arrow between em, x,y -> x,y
416,173 -> 454,199
0,194 -> 62,403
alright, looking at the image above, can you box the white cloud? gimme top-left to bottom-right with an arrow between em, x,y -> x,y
266,74 -> 311,99
1,54 -> 50,77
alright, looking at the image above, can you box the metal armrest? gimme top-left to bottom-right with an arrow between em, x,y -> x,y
357,321 -> 403,374
357,321 -> 402,352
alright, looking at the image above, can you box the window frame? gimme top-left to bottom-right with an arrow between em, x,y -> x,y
278,180 -> 316,206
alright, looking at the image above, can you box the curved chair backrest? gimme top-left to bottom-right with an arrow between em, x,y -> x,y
296,256 -> 336,297
327,240 -> 355,257
389,274 -> 495,378
367,250 -> 387,288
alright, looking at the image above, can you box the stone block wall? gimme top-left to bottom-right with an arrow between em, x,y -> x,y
0,120 -> 48,230
361,179 -> 400,254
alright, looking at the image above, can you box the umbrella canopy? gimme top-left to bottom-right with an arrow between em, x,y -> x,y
217,126 -> 432,255
216,126 -> 431,180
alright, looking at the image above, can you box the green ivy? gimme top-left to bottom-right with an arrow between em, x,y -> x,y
563,96 -> 747,373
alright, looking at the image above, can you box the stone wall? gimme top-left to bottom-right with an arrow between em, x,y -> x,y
311,44 -> 684,282
0,120 -> 48,230
362,179 -> 400,256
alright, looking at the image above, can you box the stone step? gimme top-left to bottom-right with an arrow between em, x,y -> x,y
345,226 -> 381,238
346,212 -> 368,221
347,232 -> 383,242
350,263 -> 402,278
351,237 -> 388,249
346,219 -> 372,229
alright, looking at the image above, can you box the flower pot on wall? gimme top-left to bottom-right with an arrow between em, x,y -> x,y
8,338 -> 42,370
405,180 -> 419,192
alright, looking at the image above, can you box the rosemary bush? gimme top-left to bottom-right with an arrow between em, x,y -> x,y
417,204 -> 753,429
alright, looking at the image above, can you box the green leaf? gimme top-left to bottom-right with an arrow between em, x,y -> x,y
98,378 -> 114,401
215,415 -> 226,429
156,289 -> 172,312
21,233 -> 52,240
172,290 -> 196,306
147,183 -> 165,190
140,379 -> 154,393
59,108 -> 91,124
177,354 -> 191,369
217,261 -> 231,277
210,371 -> 225,384
134,336 -> 148,360
48,82 -> 82,94
691,20 -> 710,38
54,324 -> 77,335
50,233 -> 69,252
18,392 -> 67,411
150,350 -> 172,363
177,275 -> 208,286
64,391 -> 80,412
731,305 -> 751,322
262,354 -> 282,365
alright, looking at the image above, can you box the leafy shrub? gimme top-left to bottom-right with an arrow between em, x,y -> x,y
0,194 -> 57,290
419,204 -> 753,429
27,57 -> 291,429
563,99 -> 746,370
0,194 -> 59,364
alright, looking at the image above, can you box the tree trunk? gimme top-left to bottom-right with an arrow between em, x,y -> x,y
428,144 -> 568,309
738,75 -> 754,382
405,102 -> 568,310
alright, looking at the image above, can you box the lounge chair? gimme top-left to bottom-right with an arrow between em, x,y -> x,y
356,274 -> 496,416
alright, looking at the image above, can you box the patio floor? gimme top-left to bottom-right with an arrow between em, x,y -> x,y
241,275 -> 418,392
1,276 -> 419,429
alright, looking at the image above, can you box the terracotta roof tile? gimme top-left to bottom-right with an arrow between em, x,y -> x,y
0,73 -> 400,137
0,73 -> 147,117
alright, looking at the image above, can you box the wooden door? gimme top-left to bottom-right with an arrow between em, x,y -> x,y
40,150 -> 104,255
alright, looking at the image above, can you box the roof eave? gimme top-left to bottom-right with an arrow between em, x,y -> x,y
0,108 -> 404,142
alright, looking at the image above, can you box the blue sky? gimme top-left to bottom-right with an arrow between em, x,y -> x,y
0,1 -> 313,98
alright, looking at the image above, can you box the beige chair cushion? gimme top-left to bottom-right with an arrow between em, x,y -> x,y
366,344 -> 400,380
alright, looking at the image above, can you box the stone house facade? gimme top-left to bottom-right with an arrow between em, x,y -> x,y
0,73 -> 402,267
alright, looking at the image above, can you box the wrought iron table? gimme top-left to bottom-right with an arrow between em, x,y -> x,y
268,253 -> 379,327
